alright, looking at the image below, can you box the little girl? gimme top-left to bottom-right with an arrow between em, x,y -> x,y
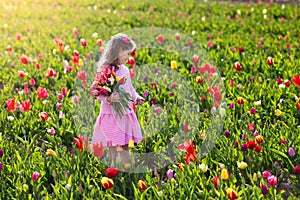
90,33 -> 145,165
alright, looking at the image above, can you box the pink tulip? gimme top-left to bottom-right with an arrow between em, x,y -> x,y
156,35 -> 165,43
155,107 -> 161,115
57,93 -> 63,101
32,172 -> 40,181
72,95 -> 80,104
192,55 -> 200,65
250,107 -> 256,114
24,82 -> 30,94
184,124 -> 189,132
262,171 -> 272,179
61,87 -> 68,96
175,33 -> 181,40
56,103 -> 62,109
47,127 -> 56,135
29,78 -> 36,86
267,176 -> 277,187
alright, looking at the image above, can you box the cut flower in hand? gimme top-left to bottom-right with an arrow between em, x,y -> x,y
89,65 -> 132,119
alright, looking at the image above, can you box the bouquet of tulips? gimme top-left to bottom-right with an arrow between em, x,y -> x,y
89,65 -> 132,118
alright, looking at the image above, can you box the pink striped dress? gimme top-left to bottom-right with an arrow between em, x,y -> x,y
91,64 -> 143,147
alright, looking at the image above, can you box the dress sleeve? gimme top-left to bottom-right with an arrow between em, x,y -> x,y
97,95 -> 111,104
127,72 -> 141,102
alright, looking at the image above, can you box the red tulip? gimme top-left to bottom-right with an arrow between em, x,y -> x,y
237,46 -> 244,52
196,76 -> 203,84
16,33 -> 22,41
6,98 -> 16,112
127,57 -> 135,67
7,45 -> 13,51
178,140 -> 197,165
73,137 -> 83,151
294,165 -> 300,175
36,63 -> 41,69
20,56 -> 28,65
254,146 -> 262,153
234,62 -> 242,71
80,39 -> 87,47
234,141 -> 238,148
106,168 -> 119,178
131,48 -> 136,59
18,70 -> 28,78
97,39 -> 102,46
156,35 -> 165,43
267,57 -> 274,66
246,140 -> 256,150
297,102 -> 300,111
37,87 -> 49,99
21,100 -> 31,111
292,74 -> 300,87
213,176 -> 220,189
284,79 -> 290,87
74,135 -> 89,151
277,77 -> 282,84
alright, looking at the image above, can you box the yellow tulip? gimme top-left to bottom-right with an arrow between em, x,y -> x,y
221,169 -> 230,180
237,161 -> 248,169
170,61 -> 177,69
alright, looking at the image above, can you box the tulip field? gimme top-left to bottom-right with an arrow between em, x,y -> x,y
1,0 -> 300,199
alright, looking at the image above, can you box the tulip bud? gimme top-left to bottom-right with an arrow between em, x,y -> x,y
166,169 -> 174,179
32,171 -> 40,181
288,147 -> 295,157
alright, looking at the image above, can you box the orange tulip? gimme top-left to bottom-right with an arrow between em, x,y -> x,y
91,142 -> 104,158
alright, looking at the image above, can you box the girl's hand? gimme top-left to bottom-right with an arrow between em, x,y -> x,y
136,97 -> 145,105
118,77 -> 127,85
108,92 -> 120,102
90,89 -> 99,97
